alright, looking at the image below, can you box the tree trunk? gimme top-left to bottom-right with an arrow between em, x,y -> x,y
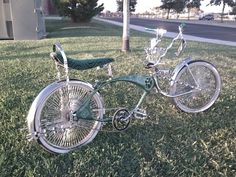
122,0 -> 130,52
188,8 -> 190,20
167,9 -> 170,19
221,3 -> 226,23
71,15 -> 77,23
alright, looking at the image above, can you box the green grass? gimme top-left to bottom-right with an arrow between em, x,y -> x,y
0,19 -> 236,177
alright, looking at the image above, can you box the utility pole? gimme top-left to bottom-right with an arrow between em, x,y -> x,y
122,0 -> 130,52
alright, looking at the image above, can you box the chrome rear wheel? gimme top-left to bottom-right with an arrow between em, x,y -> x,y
34,80 -> 103,154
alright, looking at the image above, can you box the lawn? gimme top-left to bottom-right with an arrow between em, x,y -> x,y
0,19 -> 235,177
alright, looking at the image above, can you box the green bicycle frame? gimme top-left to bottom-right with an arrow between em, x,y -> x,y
75,74 -> 155,122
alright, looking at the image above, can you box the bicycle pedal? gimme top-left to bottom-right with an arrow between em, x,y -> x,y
26,134 -> 33,141
134,109 -> 147,120
26,132 -> 38,141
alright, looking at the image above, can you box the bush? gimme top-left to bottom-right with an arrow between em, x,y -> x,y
53,0 -> 104,22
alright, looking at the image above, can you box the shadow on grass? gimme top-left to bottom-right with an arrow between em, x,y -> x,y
0,52 -> 49,61
19,100 -> 234,177
0,49 -> 119,61
45,19 -> 151,39
0,72 -> 235,176
46,19 -> 121,39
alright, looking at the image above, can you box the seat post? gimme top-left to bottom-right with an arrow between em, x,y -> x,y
108,64 -> 113,78
53,42 -> 70,82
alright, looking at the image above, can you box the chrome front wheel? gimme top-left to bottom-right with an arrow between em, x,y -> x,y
171,60 -> 221,113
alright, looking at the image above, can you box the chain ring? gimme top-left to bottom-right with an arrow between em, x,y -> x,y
112,108 -> 131,131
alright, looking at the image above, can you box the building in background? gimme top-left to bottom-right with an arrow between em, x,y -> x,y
0,0 -> 46,40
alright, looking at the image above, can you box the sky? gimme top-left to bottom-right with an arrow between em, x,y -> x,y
98,0 -> 231,14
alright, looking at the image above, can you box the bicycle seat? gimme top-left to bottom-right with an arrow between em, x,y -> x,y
50,52 -> 114,70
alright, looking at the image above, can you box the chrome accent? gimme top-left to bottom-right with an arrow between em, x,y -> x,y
144,24 -> 186,66
108,64 -> 113,78
133,108 -> 147,120
26,80 -> 97,141
53,42 -> 69,82
170,57 -> 192,86
153,57 -> 193,97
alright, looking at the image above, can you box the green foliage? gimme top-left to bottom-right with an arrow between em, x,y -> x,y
160,0 -> 187,19
209,0 -> 236,22
186,0 -> 202,20
160,0 -> 175,19
230,5 -> 236,14
53,0 -> 104,22
209,0 -> 236,6
116,0 -> 137,12
160,0 -> 175,11
160,0 -> 202,19
0,19 -> 236,176
186,0 -> 201,8
173,0 -> 186,14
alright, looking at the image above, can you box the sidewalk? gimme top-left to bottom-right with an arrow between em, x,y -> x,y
44,16 -> 63,20
95,17 -> 236,47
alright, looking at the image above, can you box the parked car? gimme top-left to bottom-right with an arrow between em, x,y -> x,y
199,14 -> 214,20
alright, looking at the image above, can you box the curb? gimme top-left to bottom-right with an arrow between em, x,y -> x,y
44,16 -> 63,20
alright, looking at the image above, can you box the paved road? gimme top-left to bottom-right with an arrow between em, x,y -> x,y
104,17 -> 236,42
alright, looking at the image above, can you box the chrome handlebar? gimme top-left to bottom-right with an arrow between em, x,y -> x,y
145,24 -> 186,67
145,28 -> 167,39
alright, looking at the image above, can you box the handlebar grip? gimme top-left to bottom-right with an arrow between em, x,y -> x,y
175,39 -> 186,56
179,23 -> 186,30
